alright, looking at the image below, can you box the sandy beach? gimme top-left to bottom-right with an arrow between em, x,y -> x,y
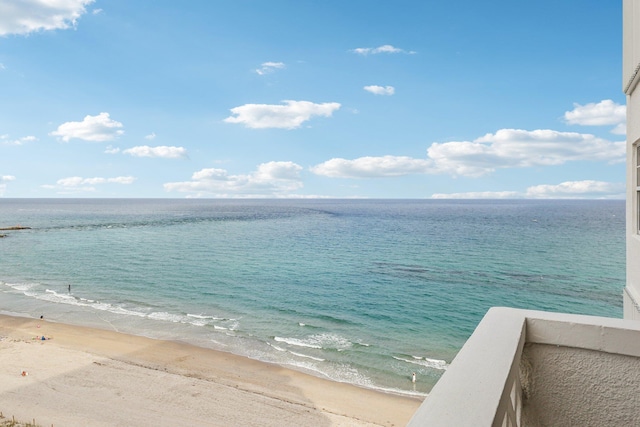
0,314 -> 422,426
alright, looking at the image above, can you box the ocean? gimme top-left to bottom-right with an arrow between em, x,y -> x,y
0,199 -> 625,396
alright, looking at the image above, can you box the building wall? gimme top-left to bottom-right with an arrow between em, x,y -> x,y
520,343 -> 640,426
624,0 -> 640,319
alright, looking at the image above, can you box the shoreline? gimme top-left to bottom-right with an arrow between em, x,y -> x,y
0,314 -> 422,426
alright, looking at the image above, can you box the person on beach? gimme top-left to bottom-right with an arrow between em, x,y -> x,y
68,284 -> 71,293
411,372 -> 416,383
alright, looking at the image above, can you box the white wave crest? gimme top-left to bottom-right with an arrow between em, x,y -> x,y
274,336 -> 322,349
274,333 -> 352,351
148,311 -> 184,323
289,351 -> 325,362
4,282 -> 38,292
393,355 -> 448,370
266,342 -> 286,352
187,313 -> 224,321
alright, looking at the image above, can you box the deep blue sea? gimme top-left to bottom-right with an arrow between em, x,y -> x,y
0,199 -> 625,396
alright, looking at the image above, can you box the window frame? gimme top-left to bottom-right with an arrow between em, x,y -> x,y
637,144 -> 640,233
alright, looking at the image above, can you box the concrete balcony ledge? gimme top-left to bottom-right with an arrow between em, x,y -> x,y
407,307 -> 640,427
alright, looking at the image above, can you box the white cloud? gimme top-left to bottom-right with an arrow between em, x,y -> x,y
611,123 -> 627,135
431,191 -> 521,199
42,175 -> 135,193
351,45 -> 416,55
1,135 -> 37,145
56,176 -> 135,186
50,112 -> 124,142
104,146 -> 120,154
311,156 -> 431,178
564,100 -> 626,126
524,180 -> 624,198
427,128 -> 625,177
0,0 -> 94,36
364,85 -> 395,95
145,132 -> 156,140
0,175 -> 16,196
108,176 -> 136,184
311,128 -> 624,179
256,61 -> 285,75
164,161 -> 304,197
564,100 -> 626,134
191,168 -> 228,181
224,100 -> 341,129
123,145 -> 187,159
430,180 -> 624,199
0,63 -> 5,70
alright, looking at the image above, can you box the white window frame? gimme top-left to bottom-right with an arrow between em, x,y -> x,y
637,144 -> 640,233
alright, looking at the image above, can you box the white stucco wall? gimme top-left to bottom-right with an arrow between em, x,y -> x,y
624,0 -> 640,320
521,344 -> 640,426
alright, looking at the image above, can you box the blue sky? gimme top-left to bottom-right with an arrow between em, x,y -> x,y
0,0 -> 626,198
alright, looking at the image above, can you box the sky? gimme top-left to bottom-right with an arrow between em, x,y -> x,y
0,0 -> 627,199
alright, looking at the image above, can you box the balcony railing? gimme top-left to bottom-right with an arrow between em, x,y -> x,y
407,307 -> 640,426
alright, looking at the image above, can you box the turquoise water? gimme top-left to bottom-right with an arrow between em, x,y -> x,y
0,199 -> 625,396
